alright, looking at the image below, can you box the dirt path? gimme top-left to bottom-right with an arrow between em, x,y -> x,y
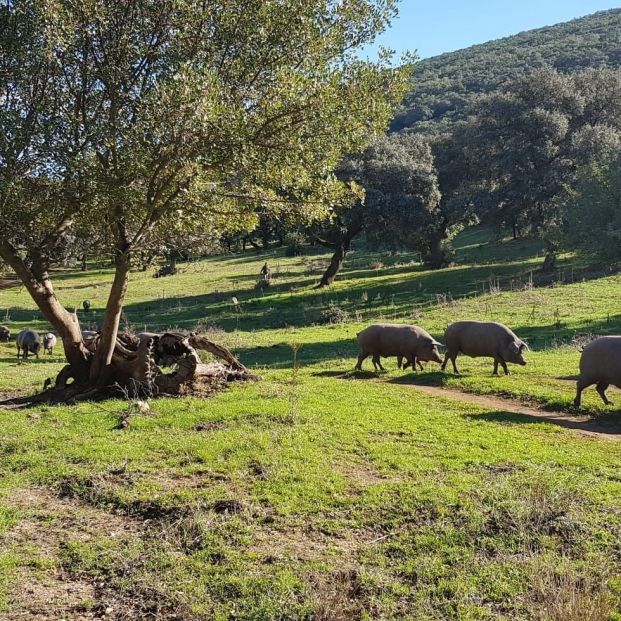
405,383 -> 621,440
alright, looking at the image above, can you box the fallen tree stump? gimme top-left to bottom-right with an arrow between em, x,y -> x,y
0,331 -> 256,407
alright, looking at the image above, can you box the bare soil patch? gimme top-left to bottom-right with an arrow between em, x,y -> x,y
2,487 -> 143,620
252,523 -> 364,564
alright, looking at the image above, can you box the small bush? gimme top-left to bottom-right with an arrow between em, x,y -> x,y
370,260 -> 383,270
284,232 -> 306,257
320,302 -> 350,324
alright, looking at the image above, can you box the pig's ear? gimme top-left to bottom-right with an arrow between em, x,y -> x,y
431,340 -> 443,347
508,340 -> 520,354
519,341 -> 529,352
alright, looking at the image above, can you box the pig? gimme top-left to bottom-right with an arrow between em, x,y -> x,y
0,325 -> 10,342
16,329 -> 41,360
42,333 -> 57,355
441,320 -> 527,376
81,330 -> 98,340
83,300 -> 91,312
574,336 -> 621,406
355,324 -> 443,372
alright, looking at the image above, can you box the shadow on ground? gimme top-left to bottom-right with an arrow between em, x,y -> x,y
463,410 -> 621,437
237,337 -> 359,368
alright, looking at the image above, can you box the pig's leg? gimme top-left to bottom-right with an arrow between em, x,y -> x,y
449,353 -> 460,374
596,382 -> 612,405
355,351 -> 370,370
574,377 -> 592,406
493,357 -> 509,376
397,356 -> 403,369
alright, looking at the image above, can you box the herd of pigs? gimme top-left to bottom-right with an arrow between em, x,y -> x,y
356,321 -> 620,408
0,320 -> 619,408
0,326 -> 57,358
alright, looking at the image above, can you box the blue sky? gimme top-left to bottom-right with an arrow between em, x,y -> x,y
363,1 -> 621,59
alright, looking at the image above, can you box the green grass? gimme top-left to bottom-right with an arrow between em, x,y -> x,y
1,228 -> 621,619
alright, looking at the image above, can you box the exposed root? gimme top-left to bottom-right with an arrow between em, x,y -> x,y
0,331 -> 256,407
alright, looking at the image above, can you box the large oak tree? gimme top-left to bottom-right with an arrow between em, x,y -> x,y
0,0 -> 409,397
313,132 -> 440,286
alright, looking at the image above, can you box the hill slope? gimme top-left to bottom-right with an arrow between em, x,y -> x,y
393,8 -> 621,130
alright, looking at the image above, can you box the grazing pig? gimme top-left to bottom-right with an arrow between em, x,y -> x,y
42,333 -> 57,355
0,325 -> 10,342
16,329 -> 41,360
441,320 -> 527,376
355,324 -> 442,372
574,336 -> 621,406
82,300 -> 91,312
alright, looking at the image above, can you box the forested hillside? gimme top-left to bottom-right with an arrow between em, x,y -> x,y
393,8 -> 621,130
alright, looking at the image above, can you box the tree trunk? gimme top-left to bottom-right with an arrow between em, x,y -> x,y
542,249 -> 557,272
425,229 -> 450,270
0,239 -> 90,380
81,253 -> 88,271
0,239 -> 255,403
316,238 -> 350,288
90,248 -> 131,385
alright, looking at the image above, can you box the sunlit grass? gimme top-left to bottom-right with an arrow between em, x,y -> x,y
1,228 -> 621,618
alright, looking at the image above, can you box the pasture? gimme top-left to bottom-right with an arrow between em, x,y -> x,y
1,230 -> 621,620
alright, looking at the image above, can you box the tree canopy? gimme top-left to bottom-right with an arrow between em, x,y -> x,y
460,67 -> 621,255
312,132 -> 440,285
0,0 -> 410,396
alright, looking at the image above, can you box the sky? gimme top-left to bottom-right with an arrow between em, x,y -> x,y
362,1 -> 621,60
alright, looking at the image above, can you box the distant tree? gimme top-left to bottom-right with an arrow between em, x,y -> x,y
466,67 -> 621,267
418,125 -> 477,267
313,133 -> 440,286
558,151 -> 621,261
0,0 -> 409,398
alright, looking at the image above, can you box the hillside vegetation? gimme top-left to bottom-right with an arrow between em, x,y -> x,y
1,233 -> 621,619
393,8 -> 621,130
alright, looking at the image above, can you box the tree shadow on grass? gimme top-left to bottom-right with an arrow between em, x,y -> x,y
311,369 -> 386,380
0,356 -> 58,365
236,337 -> 359,368
387,370 -> 449,387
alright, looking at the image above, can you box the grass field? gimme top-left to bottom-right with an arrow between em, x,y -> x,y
1,229 -> 621,620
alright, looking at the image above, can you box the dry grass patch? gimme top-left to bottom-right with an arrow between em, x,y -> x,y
526,559 -> 617,621
309,568 -> 364,621
2,487 -> 143,620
